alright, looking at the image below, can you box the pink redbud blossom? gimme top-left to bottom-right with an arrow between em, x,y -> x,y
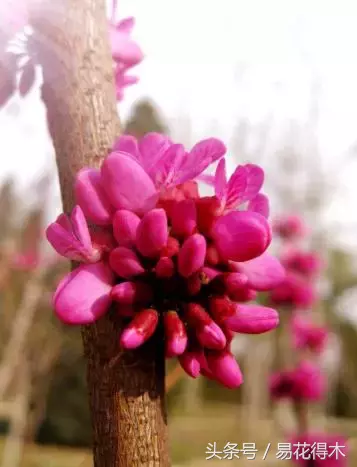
112,209 -> 140,247
12,250 -> 39,271
136,208 -> 168,258
212,211 -> 271,262
164,311 -> 188,357
75,169 -> 114,225
178,234 -> 207,278
179,349 -> 202,378
232,251 -> 286,291
111,281 -> 153,305
120,308 -> 159,349
47,133 -> 283,388
291,315 -> 328,354
281,248 -> 323,279
46,206 -> 101,263
53,262 -> 115,324
269,361 -> 326,402
224,304 -> 279,334
205,350 -> 244,388
269,272 -> 317,309
273,214 -> 307,240
109,247 -> 145,279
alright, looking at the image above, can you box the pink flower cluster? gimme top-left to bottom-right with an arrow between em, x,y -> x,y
273,214 -> 308,241
46,133 -> 286,388
269,214 -> 328,402
270,360 -> 326,402
291,315 -> 328,354
268,215 -> 343,461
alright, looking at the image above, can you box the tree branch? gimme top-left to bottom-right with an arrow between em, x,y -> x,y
29,1 -> 169,465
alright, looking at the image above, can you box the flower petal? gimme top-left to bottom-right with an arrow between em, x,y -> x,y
248,193 -> 269,218
113,209 -> 140,247
46,221 -> 93,262
206,350 -> 243,389
53,262 -> 114,324
176,138 -> 226,185
225,304 -> 279,334
70,206 -> 92,251
212,211 -> 271,262
171,199 -> 197,238
101,151 -> 158,215
236,252 -> 286,291
75,168 -> 114,225
112,134 -> 140,160
138,132 -> 172,177
109,247 -> 145,279
178,234 -> 207,278
136,208 -> 169,258
214,158 -> 228,201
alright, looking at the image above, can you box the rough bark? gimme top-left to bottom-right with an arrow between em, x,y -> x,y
29,1 -> 169,465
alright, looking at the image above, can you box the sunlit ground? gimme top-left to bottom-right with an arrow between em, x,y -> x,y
1,403 -> 356,466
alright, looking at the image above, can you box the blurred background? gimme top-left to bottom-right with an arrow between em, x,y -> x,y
1,0 -> 357,465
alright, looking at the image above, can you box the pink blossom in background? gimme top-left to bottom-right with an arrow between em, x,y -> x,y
11,250 -> 39,271
281,248 -> 323,279
0,0 -> 143,107
273,214 -> 307,241
291,315 -> 329,354
289,433 -> 348,466
269,271 -> 317,309
270,361 -> 326,402
46,132 -> 285,388
109,1 -> 143,101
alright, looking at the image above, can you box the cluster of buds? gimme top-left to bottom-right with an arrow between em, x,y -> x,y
46,132 -> 286,388
268,214 -> 328,401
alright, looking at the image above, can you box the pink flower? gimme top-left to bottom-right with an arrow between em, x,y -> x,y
289,432 -> 348,466
291,315 -> 329,354
269,361 -> 326,402
281,248 -> 323,279
46,206 -> 101,263
47,134 -> 283,388
273,214 -> 307,240
12,250 -> 39,271
109,1 -> 143,101
53,262 -> 115,325
230,251 -> 286,291
114,67 -> 139,101
269,272 -> 317,309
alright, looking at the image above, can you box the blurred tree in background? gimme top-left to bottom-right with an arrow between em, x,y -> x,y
124,99 -> 169,137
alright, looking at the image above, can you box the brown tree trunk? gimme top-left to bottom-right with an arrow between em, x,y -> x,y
29,1 -> 169,465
